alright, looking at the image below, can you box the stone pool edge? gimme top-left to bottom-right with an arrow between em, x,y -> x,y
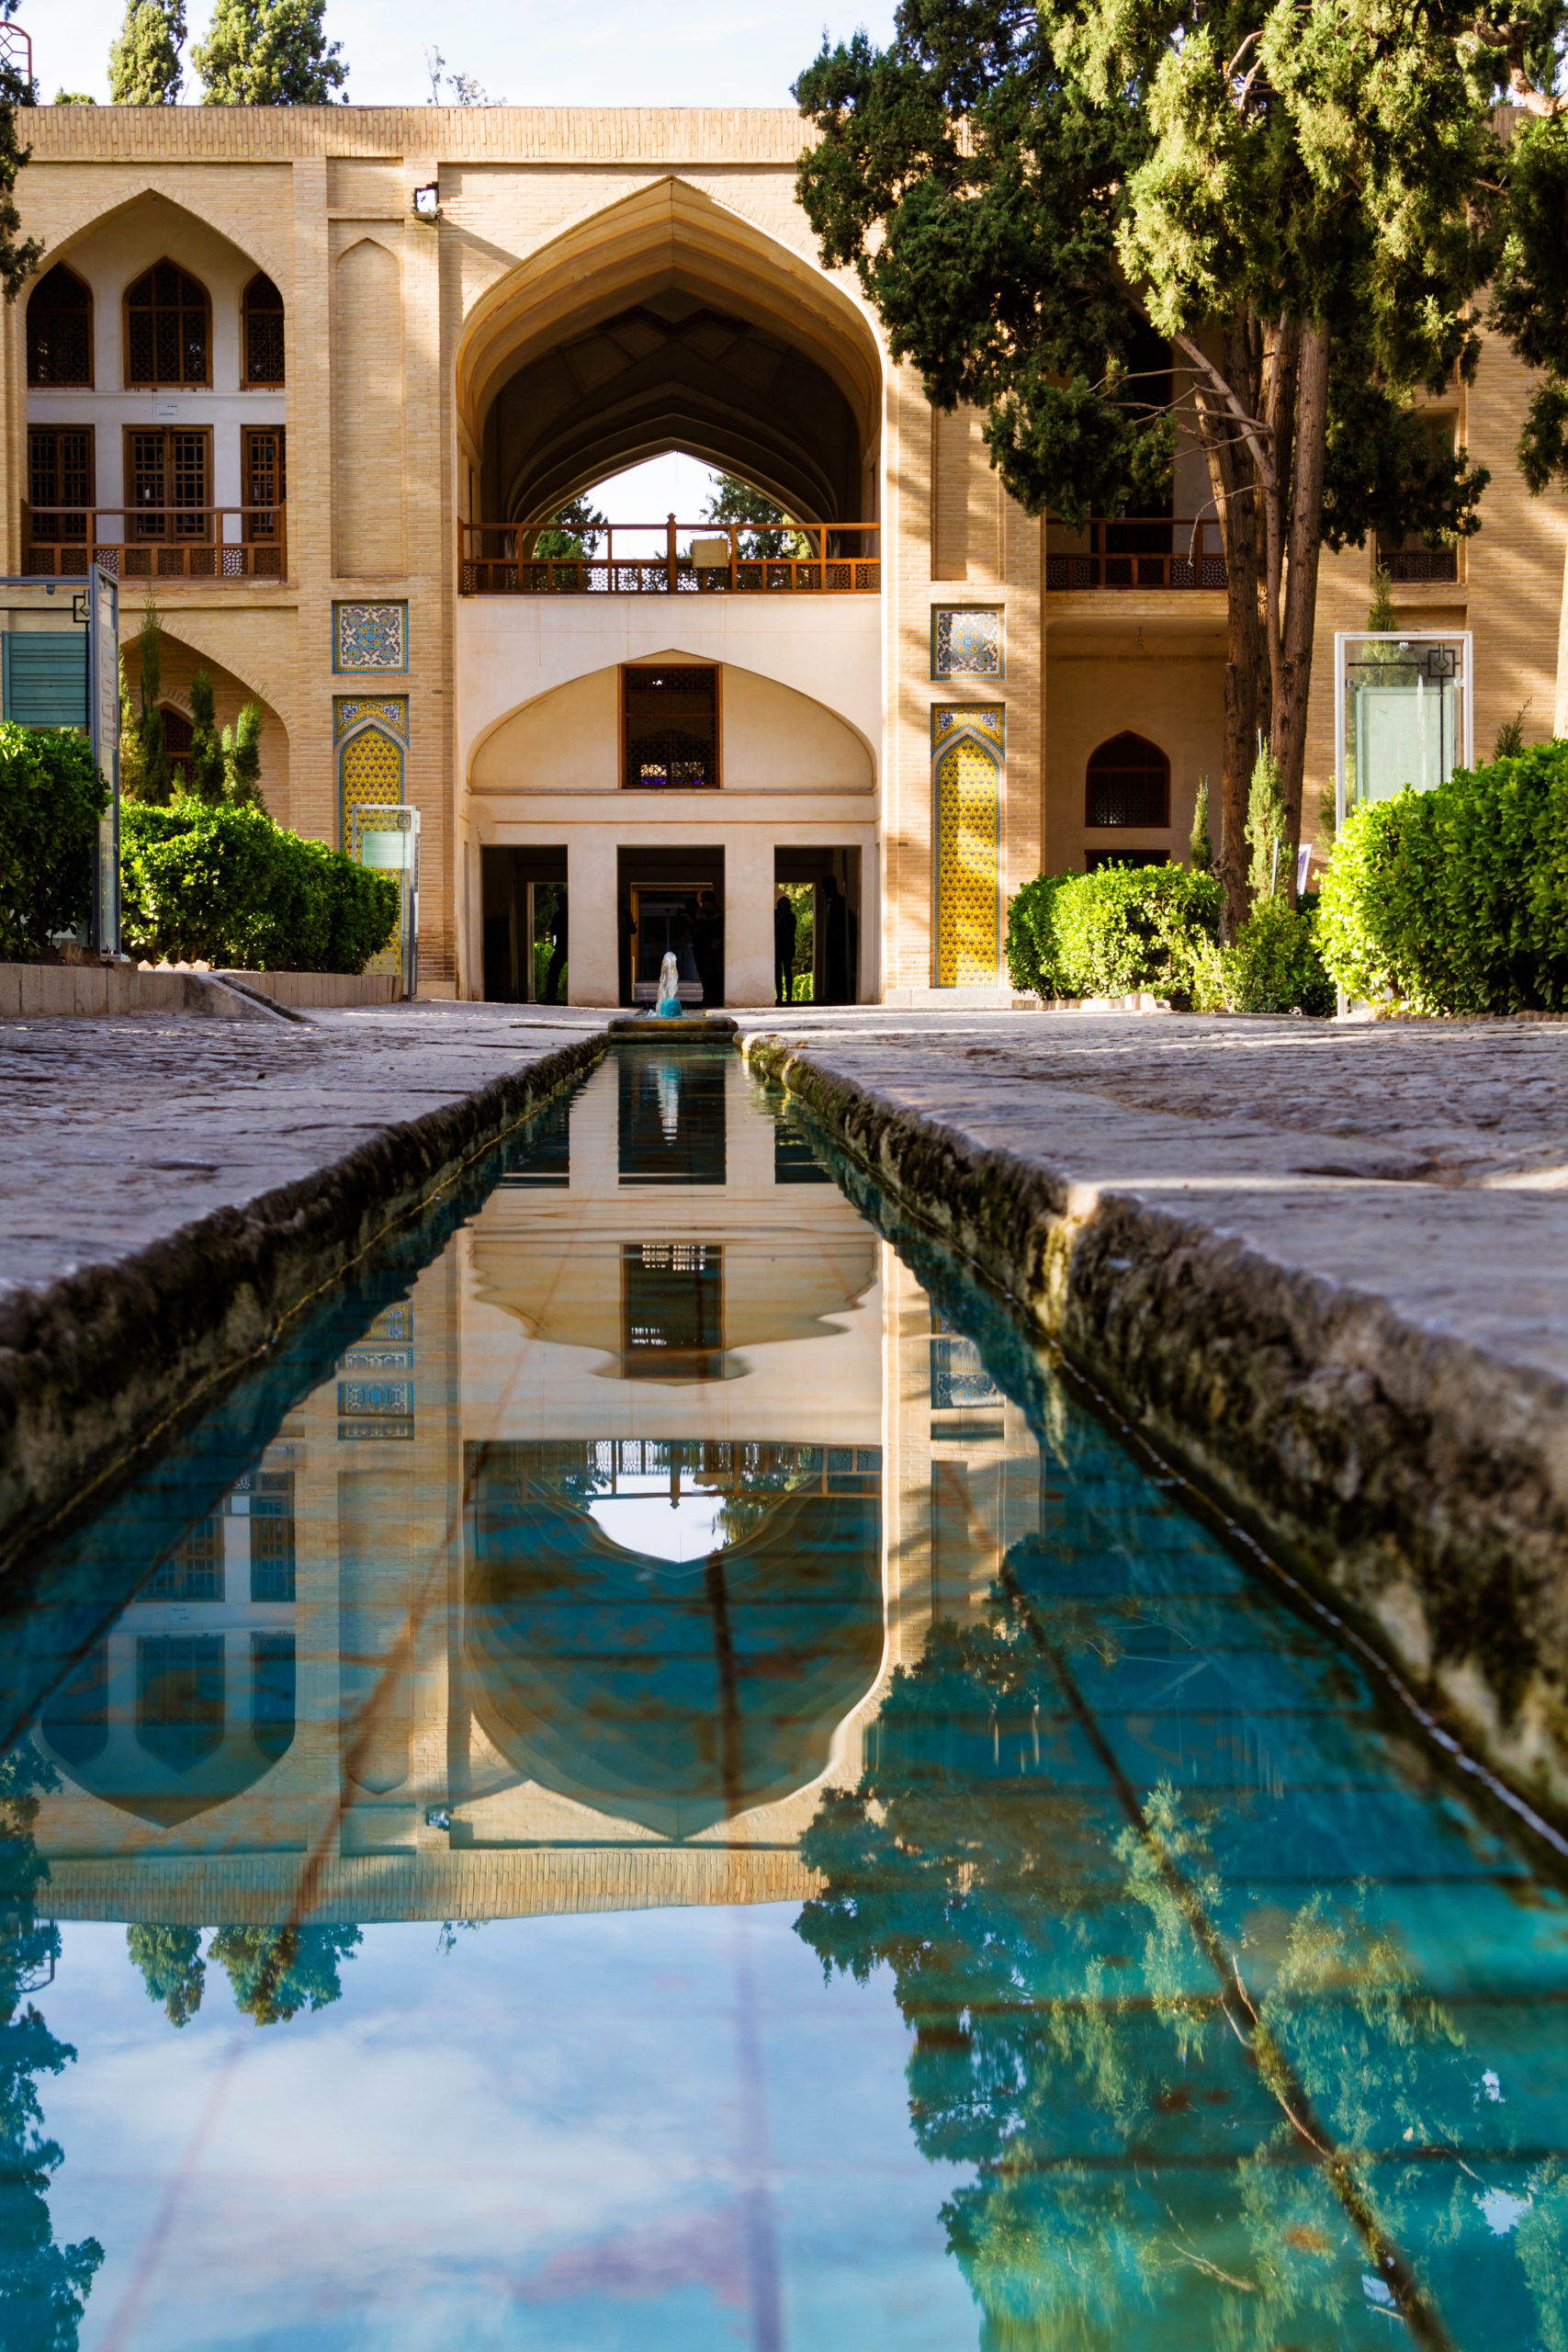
0,1028 -> 606,1572
741,1030 -> 1568,1842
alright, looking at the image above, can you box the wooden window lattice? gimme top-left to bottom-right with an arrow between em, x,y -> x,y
28,427 -> 93,540
126,260 -> 209,386
243,427 -> 285,541
128,428 -> 209,539
243,273 -> 285,385
27,264 -> 92,386
1085,731 -> 1169,828
623,664 -> 718,789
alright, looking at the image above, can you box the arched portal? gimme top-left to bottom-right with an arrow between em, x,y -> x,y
458,178 -> 883,528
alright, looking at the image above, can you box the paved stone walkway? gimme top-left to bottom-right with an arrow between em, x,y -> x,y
0,1001 -> 602,1303
736,1007 -> 1568,1385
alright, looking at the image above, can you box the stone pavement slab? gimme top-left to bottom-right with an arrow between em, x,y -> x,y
0,1001 -> 605,1303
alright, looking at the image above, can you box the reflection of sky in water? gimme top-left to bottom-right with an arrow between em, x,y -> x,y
588,1488 -> 729,1566
45,1910 -> 972,2352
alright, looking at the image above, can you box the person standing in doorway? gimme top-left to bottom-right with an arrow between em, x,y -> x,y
544,893 -> 569,1004
694,889 -> 723,1008
774,890 -> 796,1005
821,872 -> 849,1004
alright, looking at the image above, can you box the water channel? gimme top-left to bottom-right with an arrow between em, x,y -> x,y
3,1039 -> 1566,2351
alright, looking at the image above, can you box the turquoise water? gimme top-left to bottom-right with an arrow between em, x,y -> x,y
3,1042 -> 1566,2351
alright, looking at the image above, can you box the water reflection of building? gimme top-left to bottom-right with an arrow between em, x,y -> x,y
29,1054 -> 1042,1928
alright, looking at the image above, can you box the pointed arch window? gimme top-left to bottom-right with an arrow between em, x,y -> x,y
28,263 -> 93,386
1086,732 -> 1169,829
125,260 -> 209,387
242,272 -> 285,386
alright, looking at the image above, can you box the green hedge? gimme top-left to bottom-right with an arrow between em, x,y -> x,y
0,723 -> 107,961
1224,895 -> 1336,1014
122,800 -> 399,974
1005,863 -> 1223,999
1318,741 -> 1568,1012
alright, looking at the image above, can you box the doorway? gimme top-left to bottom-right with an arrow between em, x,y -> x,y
616,847 -> 725,1008
480,846 -> 568,1003
774,847 -> 861,1004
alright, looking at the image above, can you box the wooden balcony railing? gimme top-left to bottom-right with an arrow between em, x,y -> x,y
23,507 -> 288,582
459,516 -> 880,595
1378,545 -> 1459,584
1045,516 -> 1227,591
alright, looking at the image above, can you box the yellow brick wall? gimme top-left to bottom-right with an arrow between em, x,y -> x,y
16,105 -> 1568,996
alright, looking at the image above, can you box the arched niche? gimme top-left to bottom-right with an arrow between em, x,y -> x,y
468,656 -> 875,797
457,178 -> 883,529
118,626 -> 291,825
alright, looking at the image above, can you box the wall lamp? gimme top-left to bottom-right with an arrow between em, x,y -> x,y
412,183 -> 441,222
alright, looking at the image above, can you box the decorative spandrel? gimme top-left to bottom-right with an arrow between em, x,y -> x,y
932,605 -> 1003,680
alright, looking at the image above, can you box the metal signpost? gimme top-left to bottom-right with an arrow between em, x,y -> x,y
350,803 -> 421,999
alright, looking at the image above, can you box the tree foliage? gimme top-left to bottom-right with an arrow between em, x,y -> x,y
0,1750 -> 103,2348
208,1925 -> 361,2025
792,0 -> 1503,930
186,671 -> 227,807
194,0 -> 347,104
108,0 -> 186,103
532,495 -> 607,560
127,1926 -> 205,2028
0,10 -> 41,307
698,473 -> 807,559
1005,862 -> 1221,998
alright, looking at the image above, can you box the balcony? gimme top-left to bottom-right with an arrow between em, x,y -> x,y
1045,515 -> 1226,591
458,518 -> 880,596
1378,544 -> 1460,585
23,507 -> 288,583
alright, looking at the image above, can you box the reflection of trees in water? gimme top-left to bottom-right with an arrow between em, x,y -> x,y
128,1923 -> 361,2030
797,1567 -> 1542,2351
0,1747 -> 102,2349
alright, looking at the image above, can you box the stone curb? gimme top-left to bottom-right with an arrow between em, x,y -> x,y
0,1029 -> 606,1573
741,1030 -> 1568,1840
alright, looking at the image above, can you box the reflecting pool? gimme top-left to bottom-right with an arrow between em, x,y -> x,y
4,1042 -> 1567,2350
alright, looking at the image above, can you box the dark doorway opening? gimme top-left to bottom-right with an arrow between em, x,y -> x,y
480,845 -> 569,1002
616,845 -> 725,1008
773,846 -> 861,1004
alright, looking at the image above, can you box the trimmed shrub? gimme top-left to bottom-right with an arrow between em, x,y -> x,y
122,800 -> 398,973
1317,741 -> 1568,1012
1005,863 -> 1223,1000
1223,895 -> 1336,1014
0,723 -> 108,961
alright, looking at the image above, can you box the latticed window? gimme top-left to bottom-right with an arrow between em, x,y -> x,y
243,273 -> 285,384
27,263 -> 92,385
623,664 -> 718,789
127,427 -> 210,539
243,426 -> 285,541
28,427 -> 94,540
145,1514 -> 224,1601
125,260 -> 209,386
1085,732 -> 1169,828
250,1469 -> 297,1601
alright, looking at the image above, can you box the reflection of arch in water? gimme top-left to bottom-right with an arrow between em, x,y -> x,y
35,1629 -> 296,1828
466,1456 -> 882,1838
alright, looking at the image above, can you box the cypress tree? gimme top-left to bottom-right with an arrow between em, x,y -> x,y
222,701 -> 265,810
186,670 -> 227,806
107,0 -> 186,104
1189,777 -> 1213,876
134,601 -> 173,808
195,0 -> 346,105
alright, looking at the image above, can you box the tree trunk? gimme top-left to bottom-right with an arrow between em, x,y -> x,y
1200,311 -> 1265,940
1271,318 -> 1331,903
